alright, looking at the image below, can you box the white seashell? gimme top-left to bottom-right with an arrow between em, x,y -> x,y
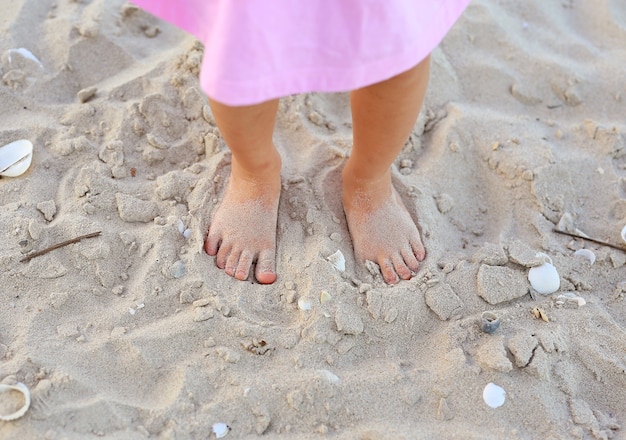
320,291 -> 332,304
8,48 -> 44,69
528,262 -> 560,295
326,250 -> 346,272
573,249 -> 595,265
0,140 -> 34,177
297,298 -> 312,311
183,228 -> 191,239
177,219 -> 185,233
0,382 -> 31,421
316,369 -> 340,384
621,225 -> 626,243
483,383 -> 506,408
557,292 -> 586,307
212,422 -> 230,438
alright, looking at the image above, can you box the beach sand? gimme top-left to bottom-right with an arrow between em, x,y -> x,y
1,1 -> 625,438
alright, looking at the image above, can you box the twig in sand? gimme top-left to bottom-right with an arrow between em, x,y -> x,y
552,229 -> 626,253
20,231 -> 102,262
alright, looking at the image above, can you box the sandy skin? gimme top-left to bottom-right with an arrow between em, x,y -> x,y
342,164 -> 426,284
204,152 -> 282,284
205,163 -> 425,285
205,58 -> 430,284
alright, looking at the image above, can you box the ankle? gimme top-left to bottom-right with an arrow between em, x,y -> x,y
231,148 -> 282,186
342,164 -> 393,209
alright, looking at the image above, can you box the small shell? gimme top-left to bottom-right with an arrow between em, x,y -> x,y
573,249 -> 595,265
0,140 -> 34,177
320,291 -> 332,304
8,48 -> 44,68
483,383 -> 506,408
212,422 -> 230,438
479,311 -> 501,334
621,225 -> 626,243
528,262 -> 560,294
297,298 -> 312,311
326,250 -> 346,272
0,382 -> 31,421
531,307 -> 549,322
557,292 -> 586,307
316,369 -> 340,384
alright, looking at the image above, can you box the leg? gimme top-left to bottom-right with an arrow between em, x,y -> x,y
204,98 -> 281,284
343,56 -> 430,284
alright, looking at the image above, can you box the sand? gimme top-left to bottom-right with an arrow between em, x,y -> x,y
1,1 -> 625,439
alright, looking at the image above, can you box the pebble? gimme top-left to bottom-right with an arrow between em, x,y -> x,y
28,220 -> 42,240
49,291 -> 69,308
365,290 -> 383,319
334,308 -> 364,335
77,86 -> 97,103
434,193 -> 454,214
472,243 -> 508,266
193,307 -> 214,322
476,337 -> 513,372
308,111 -> 324,126
330,232 -> 342,242
507,241 -> 545,267
383,307 -> 399,323
509,82 -> 542,105
27,257 -> 68,279
358,283 -> 372,294
193,298 -> 211,307
507,333 -> 539,368
169,260 -> 186,279
216,347 -> 240,364
36,200 -> 57,221
477,265 -> 529,305
424,283 -> 464,320
115,193 -> 159,223
56,323 -> 80,339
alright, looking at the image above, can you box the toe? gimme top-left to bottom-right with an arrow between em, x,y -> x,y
411,238 -> 426,261
392,254 -> 412,280
215,243 -> 231,269
205,229 -> 221,256
255,249 -> 277,284
379,258 -> 399,285
224,250 -> 240,277
401,248 -> 420,273
235,250 -> 253,281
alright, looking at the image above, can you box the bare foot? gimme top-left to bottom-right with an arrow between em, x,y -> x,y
204,158 -> 281,284
342,167 -> 426,285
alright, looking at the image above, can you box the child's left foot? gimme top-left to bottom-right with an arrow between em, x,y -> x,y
342,167 -> 426,284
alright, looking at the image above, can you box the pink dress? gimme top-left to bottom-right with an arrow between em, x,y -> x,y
131,1 -> 470,106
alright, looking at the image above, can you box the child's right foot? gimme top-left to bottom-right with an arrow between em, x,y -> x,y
204,154 -> 281,284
